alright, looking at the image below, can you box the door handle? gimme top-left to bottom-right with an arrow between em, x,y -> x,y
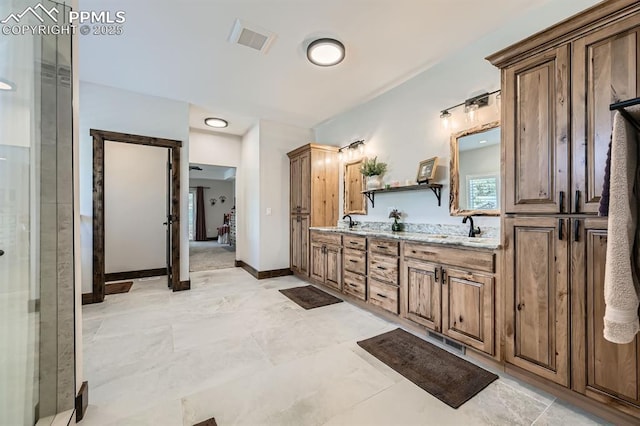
441,268 -> 447,284
574,220 -> 580,242
574,190 -> 581,213
559,191 -> 565,213
558,219 -> 564,241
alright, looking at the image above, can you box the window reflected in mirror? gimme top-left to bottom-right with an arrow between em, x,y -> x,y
450,122 -> 500,216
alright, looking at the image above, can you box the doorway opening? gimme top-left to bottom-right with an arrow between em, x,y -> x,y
87,129 -> 186,304
188,163 -> 236,272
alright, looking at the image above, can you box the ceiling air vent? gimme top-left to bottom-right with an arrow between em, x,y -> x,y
228,19 -> 276,54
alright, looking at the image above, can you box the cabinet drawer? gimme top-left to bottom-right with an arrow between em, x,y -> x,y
344,235 -> 367,251
369,238 -> 399,256
310,231 -> 342,246
404,242 -> 495,274
343,271 -> 366,301
369,253 -> 398,284
344,248 -> 366,275
368,279 -> 399,314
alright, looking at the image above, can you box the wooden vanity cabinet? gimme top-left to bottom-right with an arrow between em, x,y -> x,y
367,239 -> 400,314
309,231 -> 342,291
489,2 -> 640,421
401,242 -> 496,355
288,144 -> 339,277
343,235 -> 367,300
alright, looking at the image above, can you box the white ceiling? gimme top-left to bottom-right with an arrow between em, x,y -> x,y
79,0 -> 554,136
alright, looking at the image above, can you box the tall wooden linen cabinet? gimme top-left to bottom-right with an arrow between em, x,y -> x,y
487,0 -> 640,420
288,144 -> 339,277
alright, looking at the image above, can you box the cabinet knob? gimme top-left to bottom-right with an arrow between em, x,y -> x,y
517,303 -> 523,311
0,249 -> 4,257
459,315 -> 463,323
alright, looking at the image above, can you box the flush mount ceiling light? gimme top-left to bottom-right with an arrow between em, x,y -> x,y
0,78 -> 16,91
204,117 -> 228,128
307,38 -> 345,67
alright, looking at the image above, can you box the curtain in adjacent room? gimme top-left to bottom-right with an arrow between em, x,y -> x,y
195,186 -> 207,241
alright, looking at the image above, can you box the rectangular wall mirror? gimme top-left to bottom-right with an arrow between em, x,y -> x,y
450,122 -> 500,216
344,158 -> 367,215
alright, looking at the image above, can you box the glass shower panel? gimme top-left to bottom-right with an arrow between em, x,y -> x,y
0,0 -> 41,423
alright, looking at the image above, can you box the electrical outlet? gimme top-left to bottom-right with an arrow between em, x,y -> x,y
266,208 -> 272,216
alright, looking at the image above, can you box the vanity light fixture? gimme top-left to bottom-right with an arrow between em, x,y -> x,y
440,90 -> 500,129
204,117 -> 229,128
440,110 -> 452,130
307,38 -> 345,67
337,139 -> 365,162
0,78 -> 16,91
479,140 -> 488,144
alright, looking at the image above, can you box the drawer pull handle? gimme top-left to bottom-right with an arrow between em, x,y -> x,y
459,315 -> 463,323
376,245 -> 387,249
411,250 -> 417,254
377,266 -> 387,270
349,259 -> 358,263
376,293 -> 387,299
350,241 -> 359,245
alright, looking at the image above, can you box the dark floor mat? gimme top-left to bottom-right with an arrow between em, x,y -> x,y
357,328 -> 498,408
104,281 -> 133,295
193,417 -> 217,426
279,285 -> 343,310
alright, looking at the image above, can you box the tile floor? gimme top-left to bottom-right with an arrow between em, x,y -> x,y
82,268 -> 606,426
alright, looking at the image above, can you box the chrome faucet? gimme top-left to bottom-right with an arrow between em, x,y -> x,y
462,215 -> 481,238
342,214 -> 358,229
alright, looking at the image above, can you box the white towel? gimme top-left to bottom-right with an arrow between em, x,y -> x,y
604,106 -> 640,344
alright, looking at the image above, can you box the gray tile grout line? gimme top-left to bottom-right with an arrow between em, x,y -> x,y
530,397 -> 556,425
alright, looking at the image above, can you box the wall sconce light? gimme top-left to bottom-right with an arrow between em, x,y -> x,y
210,198 -> 217,206
337,139 -> 366,162
439,110 -> 452,130
219,195 -> 226,203
440,90 -> 500,129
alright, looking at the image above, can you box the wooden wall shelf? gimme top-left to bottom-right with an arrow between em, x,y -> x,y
362,183 -> 443,208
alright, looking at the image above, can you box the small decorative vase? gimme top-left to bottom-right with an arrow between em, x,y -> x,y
366,175 -> 382,190
391,219 -> 404,232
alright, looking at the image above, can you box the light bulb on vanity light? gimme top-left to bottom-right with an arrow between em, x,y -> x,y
440,110 -> 451,130
338,150 -> 344,162
465,103 -> 479,123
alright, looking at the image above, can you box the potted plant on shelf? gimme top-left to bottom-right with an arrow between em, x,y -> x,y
360,157 -> 388,190
389,209 -> 405,232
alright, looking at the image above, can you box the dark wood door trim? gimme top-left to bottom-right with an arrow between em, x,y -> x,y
89,129 -> 184,304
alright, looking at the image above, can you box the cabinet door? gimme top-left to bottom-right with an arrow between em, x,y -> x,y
503,45 -> 570,214
572,16 -> 640,214
310,242 -> 325,283
403,259 -> 441,332
504,217 -> 569,386
299,215 -> 309,276
442,268 -> 494,355
572,218 -> 640,413
325,244 -> 342,290
290,215 -> 310,276
290,216 -> 300,272
299,151 -> 311,214
290,156 -> 301,214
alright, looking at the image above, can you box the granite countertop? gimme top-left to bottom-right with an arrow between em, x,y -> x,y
309,226 -> 501,250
